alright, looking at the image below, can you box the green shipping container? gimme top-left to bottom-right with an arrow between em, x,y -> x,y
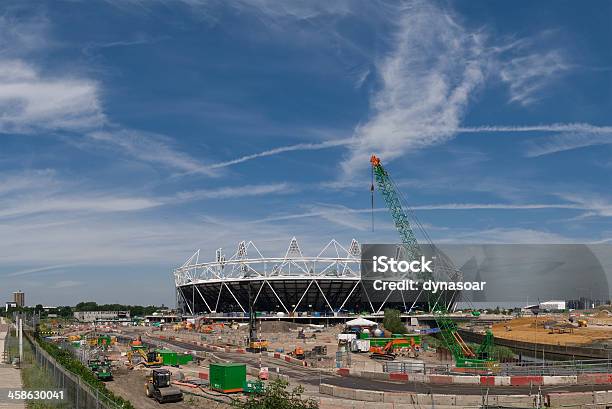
209,363 -> 246,393
155,349 -> 193,366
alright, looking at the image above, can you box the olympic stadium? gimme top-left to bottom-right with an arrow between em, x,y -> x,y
173,238 -> 457,316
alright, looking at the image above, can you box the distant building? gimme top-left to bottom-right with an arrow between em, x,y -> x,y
73,311 -> 130,322
5,301 -> 17,312
13,291 -> 25,307
567,297 -> 609,310
144,314 -> 181,323
539,300 -> 566,311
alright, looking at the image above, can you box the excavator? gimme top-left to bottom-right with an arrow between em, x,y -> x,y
127,348 -> 163,368
370,155 -> 498,370
369,338 -> 418,361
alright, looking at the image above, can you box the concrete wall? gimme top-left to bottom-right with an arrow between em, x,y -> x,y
319,384 -> 612,408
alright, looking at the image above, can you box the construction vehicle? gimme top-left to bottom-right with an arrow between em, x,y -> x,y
247,339 -> 269,353
246,283 -> 269,353
128,349 -> 163,367
129,336 -> 146,350
288,347 -> 305,360
369,338 -> 418,360
312,345 -> 327,355
370,155 -> 498,370
145,369 -> 183,403
577,319 -> 588,327
88,358 -> 113,381
94,362 -> 113,381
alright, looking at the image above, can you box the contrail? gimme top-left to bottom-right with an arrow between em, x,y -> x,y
249,203 -> 584,224
6,263 -> 80,277
207,123 -> 612,169
209,137 -> 356,169
456,123 -> 612,133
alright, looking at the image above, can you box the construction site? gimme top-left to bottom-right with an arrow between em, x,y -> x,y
3,155 -> 612,409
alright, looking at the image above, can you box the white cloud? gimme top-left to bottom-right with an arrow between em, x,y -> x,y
52,280 -> 82,289
441,227 -> 571,244
0,59 -> 105,133
341,2 -> 487,175
88,129 -> 216,176
557,193 -> 612,218
525,132 -> 612,157
0,195 -> 162,219
499,50 -> 569,106
0,169 -> 58,196
176,183 -> 292,201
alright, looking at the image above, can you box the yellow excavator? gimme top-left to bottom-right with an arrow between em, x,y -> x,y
128,349 -> 163,368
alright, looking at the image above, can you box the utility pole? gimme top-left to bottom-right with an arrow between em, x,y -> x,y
19,316 -> 23,366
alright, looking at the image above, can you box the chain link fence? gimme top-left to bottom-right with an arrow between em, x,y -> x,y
25,333 -> 124,409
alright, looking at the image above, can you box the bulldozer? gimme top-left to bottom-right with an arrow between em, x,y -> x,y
145,369 -> 183,403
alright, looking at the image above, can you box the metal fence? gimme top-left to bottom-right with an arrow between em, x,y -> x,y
25,334 -> 124,409
384,358 -> 612,376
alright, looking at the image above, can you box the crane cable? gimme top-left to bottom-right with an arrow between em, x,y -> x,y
371,165 -> 375,232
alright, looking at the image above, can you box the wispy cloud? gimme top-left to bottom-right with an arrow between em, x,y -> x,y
249,202 -> 586,225
0,59 -> 105,133
175,183 -> 293,201
340,2 -> 488,175
499,50 -> 569,106
6,263 -> 80,277
87,129 -> 217,176
0,169 -> 58,196
0,195 -> 162,219
208,138 -> 354,169
439,227 -> 572,244
52,280 -> 82,289
525,132 -> 612,157
557,193 -> 612,218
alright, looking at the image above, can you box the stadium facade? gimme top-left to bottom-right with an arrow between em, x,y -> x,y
173,238 -> 452,316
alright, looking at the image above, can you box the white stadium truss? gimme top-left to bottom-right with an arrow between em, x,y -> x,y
173,237 -> 368,315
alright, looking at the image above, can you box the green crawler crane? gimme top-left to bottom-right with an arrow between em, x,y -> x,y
370,154 -> 498,370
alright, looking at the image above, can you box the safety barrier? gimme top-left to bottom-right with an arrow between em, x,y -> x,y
337,367 -> 612,386
319,383 -> 612,408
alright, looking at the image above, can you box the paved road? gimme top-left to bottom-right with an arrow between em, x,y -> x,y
0,318 -> 25,409
154,335 -> 612,396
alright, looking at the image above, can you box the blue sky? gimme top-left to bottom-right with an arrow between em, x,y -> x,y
1,0 -> 611,306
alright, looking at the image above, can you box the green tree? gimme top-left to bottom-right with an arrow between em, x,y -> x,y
234,379 -> 317,409
383,308 -> 405,334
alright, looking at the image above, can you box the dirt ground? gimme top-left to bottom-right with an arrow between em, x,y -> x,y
106,366 -> 231,409
492,314 -> 612,346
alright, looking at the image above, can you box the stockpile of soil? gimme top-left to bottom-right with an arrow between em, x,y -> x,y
260,321 -> 302,333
